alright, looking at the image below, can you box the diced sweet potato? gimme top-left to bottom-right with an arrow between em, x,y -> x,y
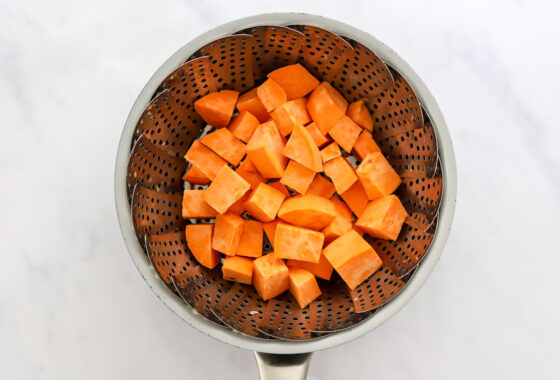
236,220 -> 263,258
182,165 -> 210,185
305,122 -> 331,148
355,152 -> 402,200
278,194 -> 336,230
194,90 -> 238,128
212,212 -> 245,256
283,124 -> 323,172
353,224 -> 365,237
355,195 -> 408,240
263,219 -> 281,246
244,183 -> 286,222
307,82 -> 348,135
267,63 -> 319,100
182,190 -> 218,219
323,156 -> 358,194
321,197 -> 353,244
236,158 -> 265,189
257,79 -> 287,112
287,253 -> 333,280
347,100 -> 373,131
320,142 -> 341,163
353,130 -> 380,160
288,267 -> 321,308
340,180 -> 369,217
306,174 -> 336,199
236,88 -> 269,123
270,98 -> 312,136
328,115 -> 362,153
222,256 -> 254,284
203,165 -> 250,214
185,224 -> 220,269
267,180 -> 291,197
228,111 -> 260,143
274,223 -> 324,263
246,120 -> 287,178
200,128 -> 246,166
184,140 -> 227,180
323,230 -> 383,289
280,160 -> 316,194
253,253 -> 290,300
227,192 -> 250,215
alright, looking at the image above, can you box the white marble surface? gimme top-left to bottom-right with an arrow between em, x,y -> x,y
1,0 -> 559,379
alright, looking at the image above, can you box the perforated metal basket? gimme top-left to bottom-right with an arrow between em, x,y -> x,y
115,13 -> 457,379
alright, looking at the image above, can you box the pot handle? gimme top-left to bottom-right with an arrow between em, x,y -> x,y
254,352 -> 312,380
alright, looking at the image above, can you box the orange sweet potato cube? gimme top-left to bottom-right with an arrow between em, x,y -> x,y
355,195 -> 408,241
278,194 -> 336,230
236,158 -> 266,189
185,224 -> 220,269
328,115 -> 362,153
243,183 -> 286,222
182,190 -> 218,219
184,140 -> 227,180
347,100 -> 373,131
194,90 -> 238,128
236,88 -> 269,123
280,160 -> 316,194
236,220 -> 264,258
306,174 -> 336,199
323,230 -> 383,289
274,223 -> 324,263
267,180 -> 291,197
307,82 -> 348,135
283,124 -> 323,172
228,111 -> 260,143
204,165 -> 250,214
227,192 -> 250,215
222,256 -> 254,284
305,122 -> 331,148
200,128 -> 246,166
323,156 -> 358,194
246,120 -> 287,178
263,219 -> 281,246
320,142 -> 341,163
287,253 -> 334,281
212,212 -> 245,256
257,78 -> 287,112
288,267 -> 321,308
353,130 -> 381,160
182,165 -> 211,185
340,180 -> 369,217
321,197 -> 353,244
270,98 -> 312,136
356,152 -> 402,200
267,63 -> 319,100
253,253 -> 290,300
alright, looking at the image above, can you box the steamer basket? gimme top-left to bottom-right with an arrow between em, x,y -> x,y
115,13 -> 457,379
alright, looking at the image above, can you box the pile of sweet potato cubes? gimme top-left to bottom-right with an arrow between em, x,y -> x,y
181,63 -> 407,308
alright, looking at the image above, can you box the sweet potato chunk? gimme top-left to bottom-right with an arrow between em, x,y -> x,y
306,174 -> 336,199
307,82 -> 348,135
228,111 -> 260,143
283,124 -> 323,172
200,128 -> 246,166
236,158 -> 265,189
340,180 -> 369,217
223,256 -> 254,284
182,190 -> 218,219
355,152 -> 401,200
263,219 -> 281,246
194,90 -> 238,128
267,180 -> 291,197
184,140 -> 227,180
253,253 -> 290,300
347,100 -> 373,131
323,230 -> 383,289
185,224 -> 220,269
328,115 -> 362,153
323,156 -> 358,194
355,195 -> 408,241
267,63 -> 319,100
287,253 -> 334,280
236,88 -> 269,123
278,194 -> 336,230
204,165 -> 250,214
182,165 -> 210,185
274,223 -> 324,263
280,160 -> 316,194
288,267 -> 321,308
271,98 -> 312,136
353,130 -> 381,160
236,220 -> 263,258
320,142 -> 341,163
246,120 -> 287,178
227,192 -> 250,215
305,122 -> 331,148
212,212 -> 245,256
322,197 -> 353,244
257,79 -> 287,112
244,183 -> 286,222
